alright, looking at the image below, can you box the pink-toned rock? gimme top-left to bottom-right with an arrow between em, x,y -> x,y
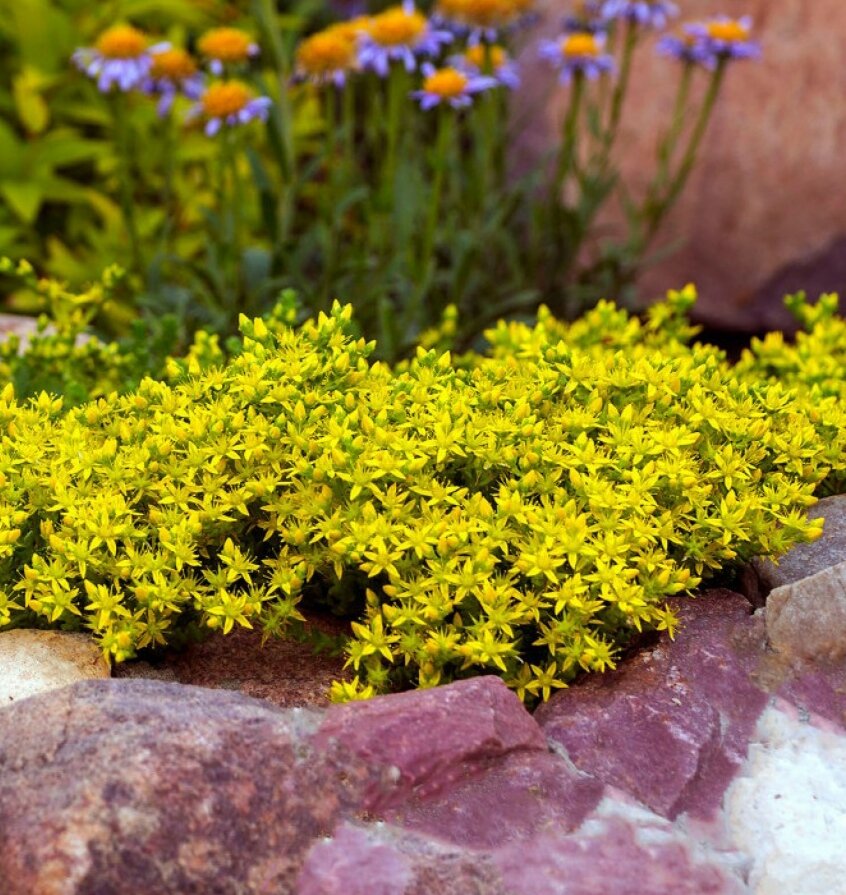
386,748 -> 604,849
522,0 -> 846,332
534,590 -> 770,819
315,675 -> 549,811
492,798 -> 749,895
297,822 -> 506,895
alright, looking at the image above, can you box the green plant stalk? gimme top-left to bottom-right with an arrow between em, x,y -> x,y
554,71 -> 586,202
653,62 -> 693,195
419,107 -> 453,285
384,65 -> 407,201
321,89 -> 340,309
110,96 -> 142,275
220,130 -> 245,317
641,60 -> 726,246
159,113 -> 178,258
603,20 -> 638,157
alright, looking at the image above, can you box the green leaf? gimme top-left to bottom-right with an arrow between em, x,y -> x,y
13,69 -> 50,134
0,180 -> 42,223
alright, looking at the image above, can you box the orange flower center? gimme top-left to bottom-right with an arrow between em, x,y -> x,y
198,28 -> 254,62
202,81 -> 252,118
464,43 -> 507,70
95,25 -> 148,59
296,32 -> 356,74
326,17 -> 371,44
423,67 -> 469,98
562,33 -> 601,58
150,47 -> 197,80
437,0 -> 521,26
707,20 -> 749,43
367,7 -> 427,47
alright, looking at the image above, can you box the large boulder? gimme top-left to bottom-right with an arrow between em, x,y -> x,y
521,0 -> 846,333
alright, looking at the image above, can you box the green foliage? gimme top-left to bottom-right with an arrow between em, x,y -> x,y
0,0 -> 751,356
0,291 -> 841,707
0,259 -> 178,404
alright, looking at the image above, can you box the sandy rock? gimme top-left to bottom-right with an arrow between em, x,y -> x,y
750,495 -> 846,598
535,590 -> 769,820
0,629 -> 110,707
725,704 -> 846,895
766,561 -> 846,664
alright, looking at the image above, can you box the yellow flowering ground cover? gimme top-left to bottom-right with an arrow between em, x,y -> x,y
1,288 -> 844,705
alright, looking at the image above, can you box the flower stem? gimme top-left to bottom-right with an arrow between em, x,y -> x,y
641,60 -> 726,245
555,71 -> 585,201
111,96 -> 142,276
603,20 -> 638,157
419,107 -> 453,284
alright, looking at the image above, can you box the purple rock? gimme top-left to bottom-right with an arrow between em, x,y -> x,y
386,748 -> 604,849
315,676 -> 548,811
492,799 -> 748,895
535,590 -> 770,819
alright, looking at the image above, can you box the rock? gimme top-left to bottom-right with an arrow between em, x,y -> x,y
724,704 -> 846,895
0,679 -> 352,894
749,495 -> 846,598
0,629 -> 110,707
314,675 -> 549,811
766,561 -> 846,665
114,611 -> 352,708
297,822 -> 506,895
0,676 -> 556,894
492,796 -> 749,895
534,590 -> 769,820
521,0 -> 846,333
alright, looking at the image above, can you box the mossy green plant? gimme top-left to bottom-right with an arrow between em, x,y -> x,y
0,289 -> 843,705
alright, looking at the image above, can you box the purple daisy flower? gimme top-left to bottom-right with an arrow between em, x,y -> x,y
411,62 -> 497,110
72,25 -> 168,93
197,28 -> 260,76
656,31 -> 718,68
600,1 -> 678,29
686,16 -> 761,62
357,1 -> 453,77
187,81 -> 272,137
141,47 -> 205,117
539,31 -> 614,84
451,44 -> 520,90
562,0 -> 607,34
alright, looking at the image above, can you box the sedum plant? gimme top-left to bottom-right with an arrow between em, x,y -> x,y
0,293 -> 842,706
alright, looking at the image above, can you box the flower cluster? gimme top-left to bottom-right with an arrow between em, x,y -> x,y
73,23 -> 271,135
2,293 -> 843,707
358,1 -> 454,76
412,62 -> 498,109
659,15 -> 761,68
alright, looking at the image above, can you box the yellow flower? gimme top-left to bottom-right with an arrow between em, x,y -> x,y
150,47 -> 198,80
198,27 -> 258,70
95,24 -> 148,59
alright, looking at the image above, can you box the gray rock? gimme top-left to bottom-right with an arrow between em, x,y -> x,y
749,495 -> 846,598
766,561 -> 846,665
0,629 -> 110,707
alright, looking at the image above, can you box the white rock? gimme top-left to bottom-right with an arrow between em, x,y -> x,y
724,704 -> 846,895
0,629 -> 110,707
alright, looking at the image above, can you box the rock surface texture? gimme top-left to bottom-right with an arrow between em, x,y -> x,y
0,629 -> 110,706
2,503 -> 846,893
